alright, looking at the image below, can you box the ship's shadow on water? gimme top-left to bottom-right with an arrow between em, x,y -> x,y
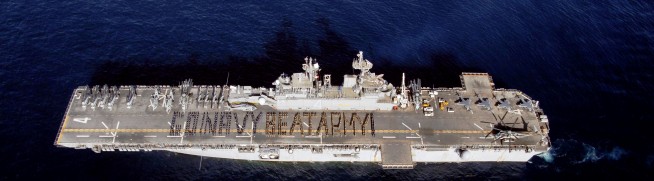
90,18 -> 488,88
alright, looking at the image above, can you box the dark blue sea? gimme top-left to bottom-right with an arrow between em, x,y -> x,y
1,0 -> 653,180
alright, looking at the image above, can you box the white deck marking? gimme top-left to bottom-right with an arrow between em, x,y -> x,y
73,117 -> 90,124
212,136 -> 226,138
167,122 -> 171,126
101,122 -> 109,129
114,121 -> 120,134
279,135 -> 295,138
238,124 -> 252,136
112,121 -> 120,144
76,135 -> 89,138
144,135 -> 157,138
473,123 -> 484,131
99,135 -> 113,138
402,122 -> 423,137
382,136 -> 396,139
303,122 -> 309,127
401,122 -> 413,130
166,136 -> 182,138
418,122 -> 421,128
305,136 -> 321,138
235,136 -> 251,138
461,137 -> 470,139
250,123 -> 254,144
180,122 -> 186,144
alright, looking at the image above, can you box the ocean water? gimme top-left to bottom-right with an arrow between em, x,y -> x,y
1,0 -> 653,180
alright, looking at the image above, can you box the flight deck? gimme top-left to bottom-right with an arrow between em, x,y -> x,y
55,51 -> 551,169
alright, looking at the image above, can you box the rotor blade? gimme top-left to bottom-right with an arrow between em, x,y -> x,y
480,121 -> 495,124
498,111 -> 508,125
491,112 -> 498,122
521,116 -> 528,130
485,131 -> 493,138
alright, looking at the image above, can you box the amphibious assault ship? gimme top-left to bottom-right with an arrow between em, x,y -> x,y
55,51 -> 551,169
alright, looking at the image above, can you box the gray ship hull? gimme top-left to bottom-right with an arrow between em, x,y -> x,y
56,84 -> 549,169
54,52 -> 550,169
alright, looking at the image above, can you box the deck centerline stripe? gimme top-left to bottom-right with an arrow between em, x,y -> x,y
60,128 -> 485,134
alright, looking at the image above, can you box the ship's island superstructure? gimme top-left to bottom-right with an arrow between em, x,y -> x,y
55,51 -> 551,169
